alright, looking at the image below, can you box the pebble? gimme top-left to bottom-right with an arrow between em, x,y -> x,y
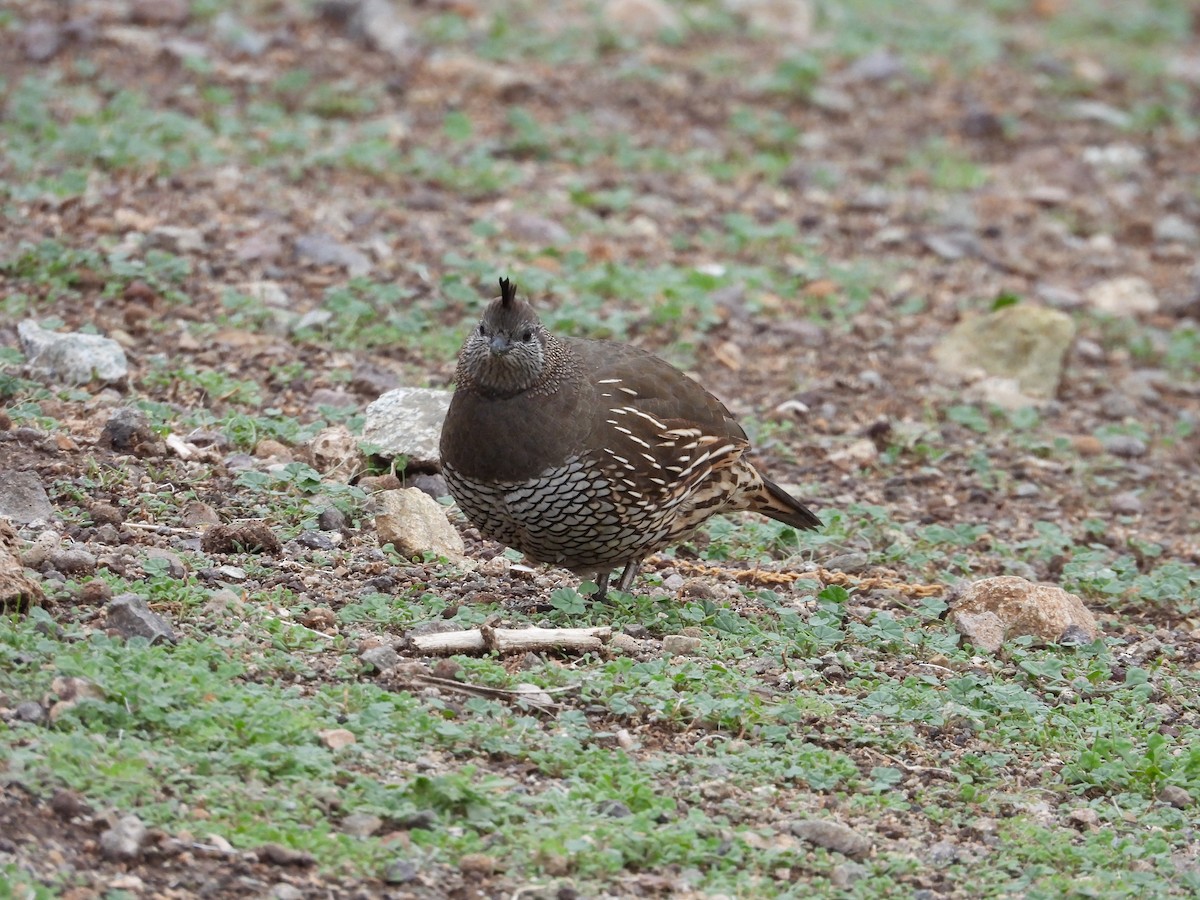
458,853 -> 498,875
201,520 -> 282,554
100,815 -> 148,860
1067,807 -> 1100,830
19,321 -> 129,386
22,20 -> 62,61
602,0 -> 680,36
788,819 -> 871,858
1159,785 -> 1192,808
1086,276 -> 1160,316
142,547 -> 187,579
106,594 -> 178,645
360,644 -> 400,671
1071,435 -> 1104,457
0,471 -> 54,525
318,728 -> 356,750
1109,492 -> 1143,515
214,565 -> 248,582
47,547 -> 96,575
294,232 -> 370,277
1098,392 -> 1138,420
824,552 -> 870,574
1102,435 -> 1148,458
317,507 -> 349,532
608,632 -> 643,654
1154,214 -> 1198,246
340,813 -> 383,837
384,859 -> 420,884
661,634 -> 703,656
14,700 -> 46,723
182,501 -> 221,527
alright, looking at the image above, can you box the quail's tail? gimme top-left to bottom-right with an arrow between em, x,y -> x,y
755,477 -> 822,530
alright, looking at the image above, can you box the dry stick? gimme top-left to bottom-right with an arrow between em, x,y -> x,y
409,625 -> 612,656
658,557 -> 944,599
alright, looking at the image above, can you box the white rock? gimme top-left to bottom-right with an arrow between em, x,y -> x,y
18,320 -> 129,385
1085,276 -> 1160,316
361,387 -> 452,467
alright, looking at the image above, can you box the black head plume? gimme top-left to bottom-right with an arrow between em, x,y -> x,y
499,277 -> 516,309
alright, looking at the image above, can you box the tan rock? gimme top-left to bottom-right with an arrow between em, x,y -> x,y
933,304 -> 1075,399
0,520 -> 44,612
604,0 -> 681,37
947,576 -> 1100,654
376,488 -> 466,562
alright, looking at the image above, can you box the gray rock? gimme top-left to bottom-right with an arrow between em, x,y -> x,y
924,231 -> 976,261
0,471 -> 54,524
317,507 -> 349,532
932,304 -> 1075,399
823,552 -> 870,574
1154,214 -> 1198,246
340,812 -> 384,837
213,10 -> 271,55
23,20 -> 62,61
354,0 -> 414,59
661,634 -> 702,656
361,387 -> 453,467
384,859 -> 420,884
1098,392 -> 1138,420
1012,482 -> 1040,499
596,799 -> 632,818
107,593 -> 178,645
830,862 -> 867,889
360,644 -> 400,671
13,700 -> 46,723
788,819 -> 872,858
1035,283 -> 1085,310
46,547 -> 97,575
843,49 -> 904,83
294,232 -> 370,277
927,840 -> 960,865
408,473 -> 448,500
143,548 -> 187,579
18,320 -> 128,385
100,815 -> 148,860
1070,102 -> 1132,128
1102,435 -> 1148,458
1109,492 -> 1143,515
146,226 -> 206,253
99,407 -> 156,452
506,213 -> 571,248
1159,785 -> 1192,809
215,565 -> 248,582
375,488 -> 465,561
293,531 -> 336,551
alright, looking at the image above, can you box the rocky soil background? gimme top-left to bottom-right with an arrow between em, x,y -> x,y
1,0 -> 1199,897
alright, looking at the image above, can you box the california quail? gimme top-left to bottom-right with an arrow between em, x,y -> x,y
439,277 -> 821,600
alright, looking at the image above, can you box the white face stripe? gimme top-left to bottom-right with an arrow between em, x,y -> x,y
597,378 -> 622,384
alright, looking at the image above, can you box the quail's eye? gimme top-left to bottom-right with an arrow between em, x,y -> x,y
478,323 -> 487,336
522,329 -> 533,342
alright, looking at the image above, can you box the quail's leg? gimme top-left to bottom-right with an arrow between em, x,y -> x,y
615,559 -> 641,594
591,572 -> 611,602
